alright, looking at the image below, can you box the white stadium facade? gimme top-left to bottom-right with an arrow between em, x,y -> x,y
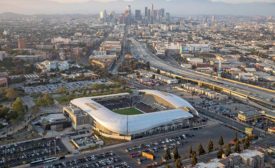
63,90 -> 199,140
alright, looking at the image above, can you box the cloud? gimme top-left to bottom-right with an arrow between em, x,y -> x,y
210,0 -> 275,4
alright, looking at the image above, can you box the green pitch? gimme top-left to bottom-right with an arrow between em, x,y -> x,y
113,107 -> 143,115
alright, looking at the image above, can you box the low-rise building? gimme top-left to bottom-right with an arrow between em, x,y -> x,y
237,110 -> 262,122
238,72 -> 258,82
63,105 -> 91,130
100,41 -> 121,55
89,51 -> 117,68
15,55 -> 45,62
0,51 -> 8,61
187,58 -> 204,64
40,113 -> 71,131
195,150 -> 264,168
138,70 -> 178,84
0,77 -> 8,87
71,134 -> 104,150
36,60 -> 70,72
182,44 -> 210,53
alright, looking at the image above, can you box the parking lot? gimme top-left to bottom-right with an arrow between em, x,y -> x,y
121,124 -> 239,167
38,151 -> 130,168
0,137 -> 68,167
23,80 -> 111,94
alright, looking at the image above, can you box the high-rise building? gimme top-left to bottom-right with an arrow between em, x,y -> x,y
18,38 -> 26,49
159,8 -> 165,18
145,7 -> 148,18
135,10 -> 142,21
127,5 -> 132,16
151,4 -> 154,23
124,5 -> 132,25
166,12 -> 171,22
99,11 -> 104,20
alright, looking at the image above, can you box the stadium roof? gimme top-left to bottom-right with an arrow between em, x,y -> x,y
70,90 -> 195,135
140,89 -> 196,109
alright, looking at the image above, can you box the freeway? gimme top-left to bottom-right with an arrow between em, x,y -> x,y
130,38 -> 275,111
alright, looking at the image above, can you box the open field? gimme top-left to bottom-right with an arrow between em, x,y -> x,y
113,107 -> 143,115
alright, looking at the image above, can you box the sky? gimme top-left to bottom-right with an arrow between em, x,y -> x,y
0,0 -> 274,16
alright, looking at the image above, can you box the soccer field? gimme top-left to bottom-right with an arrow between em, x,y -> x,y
113,107 -> 143,115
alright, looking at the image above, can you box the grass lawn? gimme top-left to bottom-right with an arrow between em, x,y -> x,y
113,107 -> 143,115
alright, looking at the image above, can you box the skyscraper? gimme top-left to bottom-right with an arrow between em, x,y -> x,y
151,4 -> 154,24
135,10 -> 142,21
145,7 -> 148,18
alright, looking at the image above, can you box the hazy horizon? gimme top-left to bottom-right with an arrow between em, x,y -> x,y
0,0 -> 274,16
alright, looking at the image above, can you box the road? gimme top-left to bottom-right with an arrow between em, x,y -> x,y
196,107 -> 265,136
130,38 -> 275,112
109,25 -> 128,74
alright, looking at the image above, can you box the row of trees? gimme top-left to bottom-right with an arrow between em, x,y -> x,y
164,134 -> 251,168
163,147 -> 183,168
217,134 -> 251,159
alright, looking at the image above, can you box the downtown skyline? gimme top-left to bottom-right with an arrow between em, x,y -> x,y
0,0 -> 274,16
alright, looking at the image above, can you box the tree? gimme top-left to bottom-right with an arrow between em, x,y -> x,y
225,144 -> 231,156
43,94 -> 54,106
5,88 -> 18,100
234,140 -> 241,153
217,148 -> 224,159
175,159 -> 182,168
12,97 -> 24,113
198,144 -> 206,155
189,146 -> 193,158
165,165 -> 171,168
145,61 -> 150,70
191,153 -> 198,166
136,71 -> 141,78
219,136 -> 224,147
164,148 -> 171,161
208,140 -> 214,153
173,146 -> 180,160
0,106 -> 9,118
244,137 -> 250,149
36,94 -> 54,107
57,87 -> 67,94
156,69 -> 161,74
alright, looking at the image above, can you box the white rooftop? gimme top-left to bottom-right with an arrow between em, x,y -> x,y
70,90 -> 195,135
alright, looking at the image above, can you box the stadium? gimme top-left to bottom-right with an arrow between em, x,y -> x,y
63,90 -> 199,140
